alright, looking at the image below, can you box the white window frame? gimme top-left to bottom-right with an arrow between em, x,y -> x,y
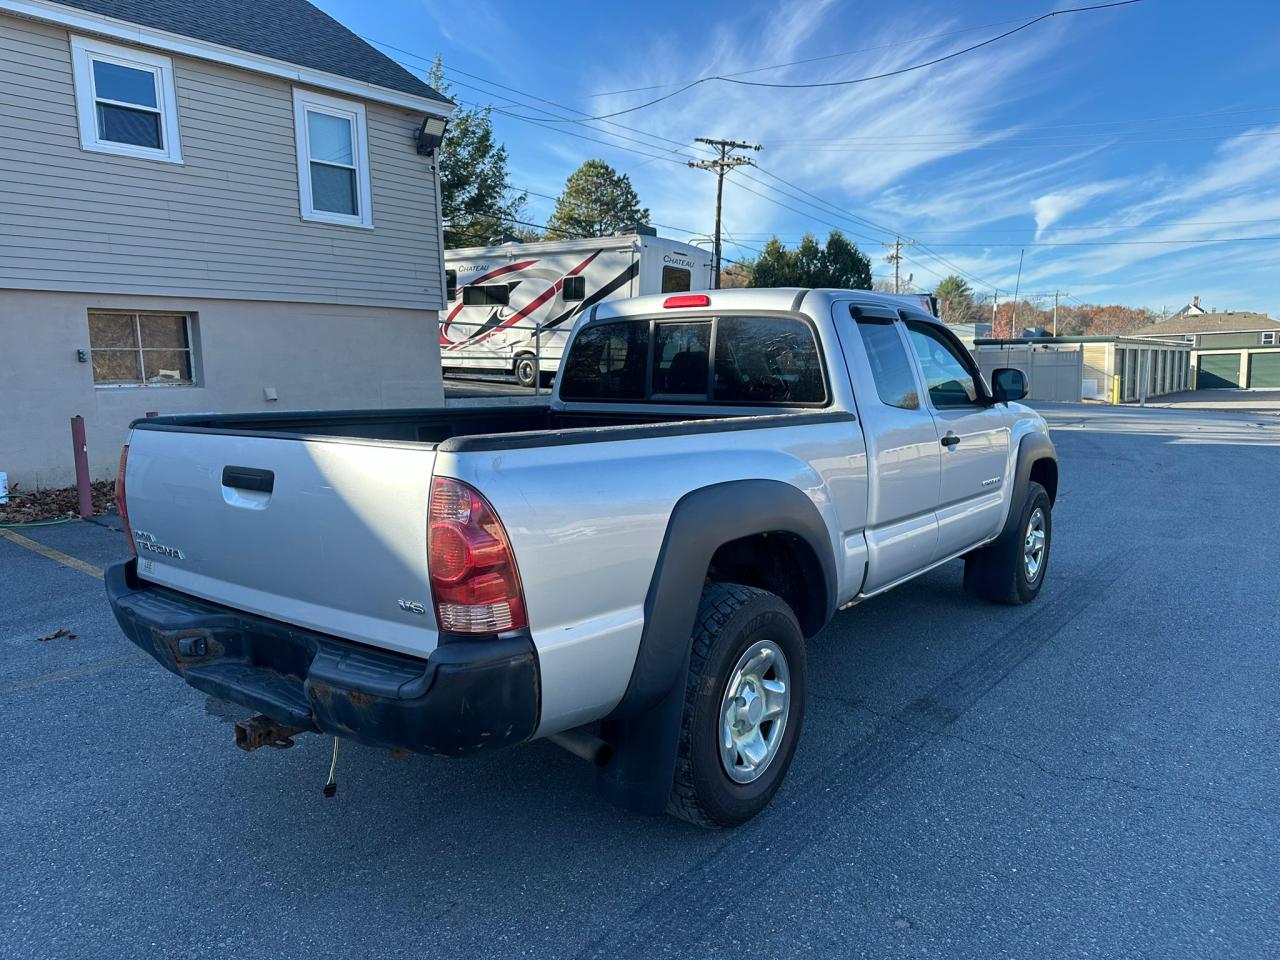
70,36 -> 183,164
292,89 -> 373,229
1261,332 -> 1276,345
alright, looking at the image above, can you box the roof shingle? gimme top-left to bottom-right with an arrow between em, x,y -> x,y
1131,312 -> 1280,336
51,0 -> 447,105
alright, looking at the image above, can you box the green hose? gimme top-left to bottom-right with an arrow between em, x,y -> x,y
0,516 -> 80,529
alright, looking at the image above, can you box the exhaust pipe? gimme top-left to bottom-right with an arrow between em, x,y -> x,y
548,729 -> 613,767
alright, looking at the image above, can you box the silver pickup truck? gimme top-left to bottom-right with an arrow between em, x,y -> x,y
107,287 -> 1057,827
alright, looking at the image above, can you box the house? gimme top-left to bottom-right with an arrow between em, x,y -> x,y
0,0 -> 453,488
1132,296 -> 1280,348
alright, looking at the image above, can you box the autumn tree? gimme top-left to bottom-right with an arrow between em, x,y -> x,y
427,58 -> 526,247
745,231 -> 872,289
546,160 -> 649,238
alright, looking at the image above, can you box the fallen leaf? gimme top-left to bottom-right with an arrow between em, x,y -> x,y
36,628 -> 74,642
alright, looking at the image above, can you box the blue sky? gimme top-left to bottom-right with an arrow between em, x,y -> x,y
317,0 -> 1279,315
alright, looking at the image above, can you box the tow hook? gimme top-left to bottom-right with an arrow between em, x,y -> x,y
234,715 -> 307,752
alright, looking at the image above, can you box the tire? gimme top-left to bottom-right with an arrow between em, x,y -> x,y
667,583 -> 807,828
963,480 -> 1052,605
513,355 -> 538,388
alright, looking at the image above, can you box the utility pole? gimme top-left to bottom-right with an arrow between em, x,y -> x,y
689,138 -> 761,289
881,237 -> 916,293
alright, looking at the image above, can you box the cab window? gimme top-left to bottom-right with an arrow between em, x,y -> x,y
560,321 -> 649,400
714,316 -> 825,404
905,320 -> 980,407
652,321 -> 711,396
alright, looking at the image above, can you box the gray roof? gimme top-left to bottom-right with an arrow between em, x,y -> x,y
52,0 -> 448,106
1131,312 -> 1280,337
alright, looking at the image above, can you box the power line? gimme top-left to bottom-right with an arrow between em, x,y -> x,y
518,0 -> 1143,122
581,13 -> 1057,99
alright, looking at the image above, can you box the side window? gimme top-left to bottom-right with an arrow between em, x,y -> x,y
905,321 -> 980,407
652,322 -> 711,396
563,275 -> 586,302
293,89 -> 372,228
445,270 -> 457,300
462,284 -> 510,306
854,315 -> 919,410
560,321 -> 649,400
70,37 -> 183,164
714,316 -> 825,404
661,266 -> 691,293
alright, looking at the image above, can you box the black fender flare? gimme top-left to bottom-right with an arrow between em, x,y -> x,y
597,478 -> 837,813
991,431 -> 1058,544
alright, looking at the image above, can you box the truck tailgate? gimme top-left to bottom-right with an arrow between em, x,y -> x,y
124,428 -> 439,658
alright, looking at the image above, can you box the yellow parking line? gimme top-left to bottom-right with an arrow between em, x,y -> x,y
0,528 -> 104,580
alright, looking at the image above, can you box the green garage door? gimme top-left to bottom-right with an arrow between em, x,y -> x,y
1197,352 -> 1242,389
1248,352 -> 1280,388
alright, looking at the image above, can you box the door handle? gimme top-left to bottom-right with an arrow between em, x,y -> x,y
222,465 -> 274,493
940,432 -> 961,448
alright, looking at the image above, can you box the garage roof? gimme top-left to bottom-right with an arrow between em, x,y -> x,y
1131,312 -> 1280,337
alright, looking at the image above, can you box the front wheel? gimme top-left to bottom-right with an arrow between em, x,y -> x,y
964,480 -> 1052,604
513,355 -> 538,388
667,583 -> 807,828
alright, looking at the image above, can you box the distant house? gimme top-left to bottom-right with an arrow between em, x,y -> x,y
1133,296 -> 1280,348
0,0 -> 453,487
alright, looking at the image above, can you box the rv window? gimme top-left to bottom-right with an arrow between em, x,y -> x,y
661,266 -> 692,293
563,275 -> 586,302
652,322 -> 711,396
463,284 -> 510,306
445,270 -> 457,300
714,316 -> 826,404
560,321 -> 649,400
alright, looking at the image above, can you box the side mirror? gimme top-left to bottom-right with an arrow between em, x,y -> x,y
991,367 -> 1027,403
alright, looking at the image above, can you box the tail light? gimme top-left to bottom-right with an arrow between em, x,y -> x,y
428,477 -> 526,634
116,444 -> 136,557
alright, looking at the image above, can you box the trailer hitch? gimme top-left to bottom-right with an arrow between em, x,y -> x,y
234,715 -> 307,752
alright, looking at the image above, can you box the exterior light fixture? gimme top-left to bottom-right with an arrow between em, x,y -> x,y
415,115 -> 448,156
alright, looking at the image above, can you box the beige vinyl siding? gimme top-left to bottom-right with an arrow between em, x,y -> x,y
0,17 -> 443,309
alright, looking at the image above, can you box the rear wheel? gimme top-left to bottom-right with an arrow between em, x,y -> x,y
514,355 -> 538,388
964,481 -> 1052,604
667,583 -> 807,828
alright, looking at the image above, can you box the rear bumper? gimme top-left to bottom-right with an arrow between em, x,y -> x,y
105,560 -> 539,756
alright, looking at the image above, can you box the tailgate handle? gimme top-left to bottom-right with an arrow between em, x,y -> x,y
222,465 -> 274,493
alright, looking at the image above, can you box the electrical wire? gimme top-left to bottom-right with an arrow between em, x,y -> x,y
504,1 -> 1144,122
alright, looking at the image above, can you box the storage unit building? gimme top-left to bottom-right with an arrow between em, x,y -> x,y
1192,346 -> 1280,390
974,336 -> 1193,404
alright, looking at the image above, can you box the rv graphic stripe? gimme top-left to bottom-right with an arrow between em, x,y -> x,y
543,260 -> 640,330
441,259 -> 540,341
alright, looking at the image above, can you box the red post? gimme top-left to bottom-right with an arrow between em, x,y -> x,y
70,415 -> 93,519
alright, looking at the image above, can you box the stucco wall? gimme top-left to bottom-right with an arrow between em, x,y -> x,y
0,289 -> 443,489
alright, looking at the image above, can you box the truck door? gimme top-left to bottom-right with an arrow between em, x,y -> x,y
901,317 -> 1011,559
834,305 -> 941,593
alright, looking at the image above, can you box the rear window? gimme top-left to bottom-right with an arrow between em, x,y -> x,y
559,321 -> 650,400
463,283 -> 510,306
652,322 -> 711,396
714,316 -> 825,404
561,314 -> 827,406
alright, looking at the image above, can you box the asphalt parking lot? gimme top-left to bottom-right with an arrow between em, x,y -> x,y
3,403 -> 1278,959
